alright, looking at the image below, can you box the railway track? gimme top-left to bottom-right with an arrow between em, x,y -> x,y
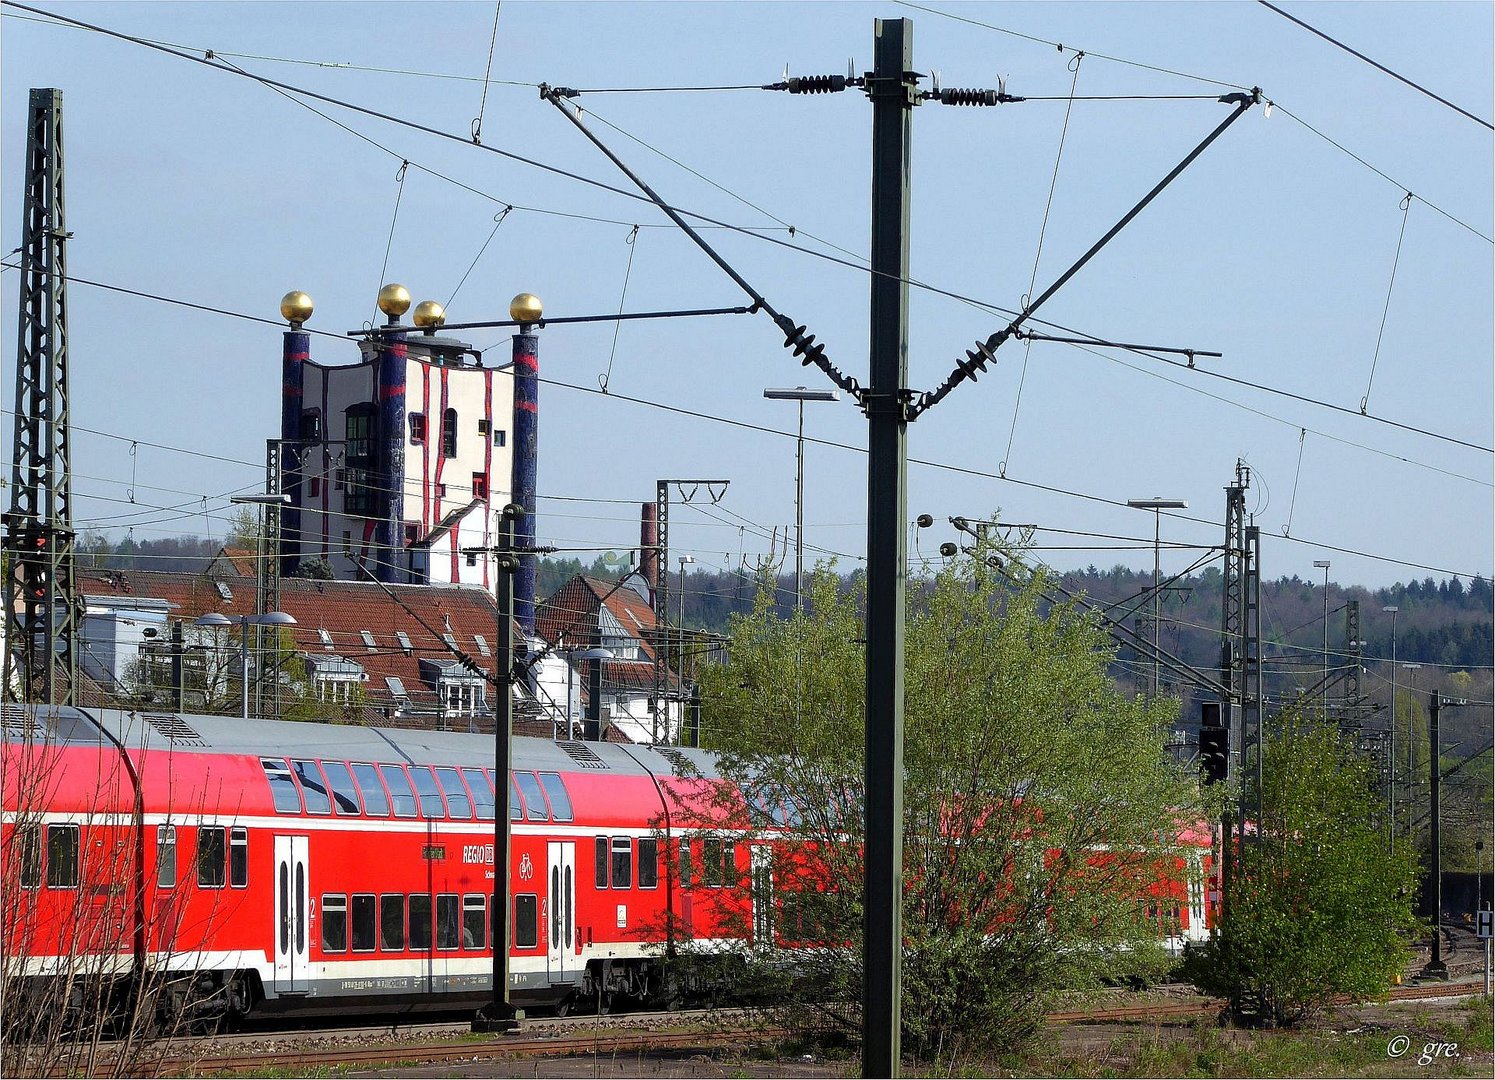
125,979 -> 1488,1076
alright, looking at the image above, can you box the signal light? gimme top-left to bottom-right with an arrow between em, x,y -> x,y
1199,701 -> 1227,786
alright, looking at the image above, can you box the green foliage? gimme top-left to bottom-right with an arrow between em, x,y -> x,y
696,538 -> 1204,1060
1184,721 -> 1420,1027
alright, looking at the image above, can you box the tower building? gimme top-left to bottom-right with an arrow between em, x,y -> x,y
276,286 -> 534,606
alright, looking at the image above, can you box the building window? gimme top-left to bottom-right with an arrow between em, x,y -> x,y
316,677 -> 358,703
299,409 -> 322,442
309,476 -> 321,498
439,681 -> 487,717
344,468 -> 377,516
334,469 -> 345,492
493,429 -> 506,447
403,523 -> 418,547
473,473 -> 488,500
408,412 -> 426,444
441,409 -> 458,458
345,403 -> 376,462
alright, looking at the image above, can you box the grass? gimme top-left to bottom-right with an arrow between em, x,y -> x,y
928,999 -> 1495,1078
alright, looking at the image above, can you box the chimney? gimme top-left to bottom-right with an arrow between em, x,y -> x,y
640,502 -> 658,606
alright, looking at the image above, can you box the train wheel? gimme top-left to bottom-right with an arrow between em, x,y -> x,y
553,993 -> 574,1018
596,989 -> 613,1016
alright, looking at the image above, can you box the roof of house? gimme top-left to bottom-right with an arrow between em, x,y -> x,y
537,575 -> 658,659
75,567 -> 506,721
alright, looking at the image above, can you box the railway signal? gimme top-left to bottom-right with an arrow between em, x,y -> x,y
1200,702 -> 1228,786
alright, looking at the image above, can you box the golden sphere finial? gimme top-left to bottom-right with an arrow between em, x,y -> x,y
377,283 -> 412,319
412,300 -> 446,329
280,290 -> 314,326
510,292 -> 543,324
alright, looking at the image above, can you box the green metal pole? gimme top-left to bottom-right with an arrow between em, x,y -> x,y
863,17 -> 916,1079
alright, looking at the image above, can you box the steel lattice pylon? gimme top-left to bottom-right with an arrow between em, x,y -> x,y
4,88 -> 77,706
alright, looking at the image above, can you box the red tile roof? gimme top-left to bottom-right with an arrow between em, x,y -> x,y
77,567 -> 508,721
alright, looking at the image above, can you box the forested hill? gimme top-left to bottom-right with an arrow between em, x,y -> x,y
75,538 -> 1490,673
540,553 -> 1491,675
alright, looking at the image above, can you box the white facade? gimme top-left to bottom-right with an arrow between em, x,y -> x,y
286,334 -> 515,594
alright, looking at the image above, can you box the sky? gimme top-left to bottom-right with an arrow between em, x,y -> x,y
3,1 -> 1491,603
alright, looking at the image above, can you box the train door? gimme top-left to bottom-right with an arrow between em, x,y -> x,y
750,845 -> 773,946
273,835 -> 310,994
545,841 -> 574,983
1186,852 -> 1207,943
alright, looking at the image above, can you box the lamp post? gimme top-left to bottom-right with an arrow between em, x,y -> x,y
1126,498 -> 1187,704
560,646 -> 613,741
1313,560 -> 1331,715
193,609 -> 297,719
764,387 -> 839,610
1383,604 -> 1399,850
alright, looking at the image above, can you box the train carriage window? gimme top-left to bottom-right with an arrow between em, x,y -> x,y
321,761 -> 363,814
462,894 -> 485,950
16,825 -> 41,889
435,768 -> 473,820
514,894 -> 538,949
408,894 -> 432,950
638,838 -> 658,889
514,772 -> 548,822
352,894 -> 376,952
509,776 -> 523,822
679,840 -> 693,890
537,772 -> 573,822
379,894 -> 405,951
230,827 -> 248,888
436,894 -> 460,950
611,837 -> 632,890
351,763 -> 390,817
594,837 -> 608,889
410,767 -> 446,819
261,759 -> 302,813
379,765 -> 418,818
703,838 -> 725,888
322,894 -> 348,952
45,824 -> 79,888
462,768 -> 495,820
292,760 -> 333,815
721,842 -> 738,887
156,825 -> 177,888
196,826 -> 226,889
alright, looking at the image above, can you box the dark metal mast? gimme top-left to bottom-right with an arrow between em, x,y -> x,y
863,19 -> 917,1078
4,88 -> 77,706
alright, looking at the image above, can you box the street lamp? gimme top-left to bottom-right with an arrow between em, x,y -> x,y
1383,604 -> 1399,849
559,646 -> 613,741
764,387 -> 839,610
1313,560 -> 1331,715
1126,498 -> 1187,704
193,609 -> 298,719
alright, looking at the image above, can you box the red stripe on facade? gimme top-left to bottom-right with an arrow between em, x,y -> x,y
421,366 -> 432,535
432,368 -> 449,538
483,369 -> 493,591
450,522 -> 460,583
321,377 -> 331,557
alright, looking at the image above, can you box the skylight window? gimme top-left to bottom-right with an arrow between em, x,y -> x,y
318,628 -> 333,649
360,630 -> 376,651
395,631 -> 413,655
474,634 -> 491,657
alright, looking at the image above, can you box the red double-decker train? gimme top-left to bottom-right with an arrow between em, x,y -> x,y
1,706 -> 1215,1023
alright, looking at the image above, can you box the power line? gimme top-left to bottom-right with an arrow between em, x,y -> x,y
1256,1 -> 1493,131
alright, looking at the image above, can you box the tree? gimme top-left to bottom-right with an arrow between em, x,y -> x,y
1184,720 -> 1420,1026
694,538 -> 1205,1060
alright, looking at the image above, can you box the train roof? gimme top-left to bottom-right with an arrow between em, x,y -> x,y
2,705 -> 721,781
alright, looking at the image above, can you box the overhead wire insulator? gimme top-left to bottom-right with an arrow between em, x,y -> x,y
787,74 -> 848,94
938,87 -> 1002,106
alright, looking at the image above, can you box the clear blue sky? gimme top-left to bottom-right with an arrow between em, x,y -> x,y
4,2 -> 1490,595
